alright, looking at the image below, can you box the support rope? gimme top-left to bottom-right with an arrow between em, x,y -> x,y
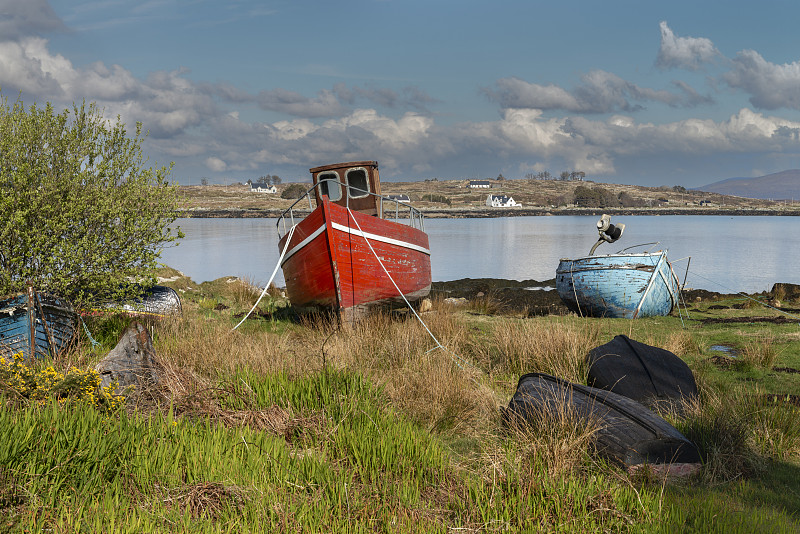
232,225 -> 296,331
346,209 -> 484,376
80,316 -> 101,347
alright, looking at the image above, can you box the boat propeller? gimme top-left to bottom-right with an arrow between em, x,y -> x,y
590,214 -> 625,255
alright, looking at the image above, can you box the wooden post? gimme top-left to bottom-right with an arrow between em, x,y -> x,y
27,285 -> 36,359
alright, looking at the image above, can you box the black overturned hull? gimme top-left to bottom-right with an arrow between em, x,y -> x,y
587,335 -> 698,412
505,373 -> 700,467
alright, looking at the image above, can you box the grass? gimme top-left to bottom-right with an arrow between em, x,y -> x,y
1,284 -> 800,532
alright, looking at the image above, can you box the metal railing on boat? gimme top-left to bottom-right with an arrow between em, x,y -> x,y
276,180 -> 425,239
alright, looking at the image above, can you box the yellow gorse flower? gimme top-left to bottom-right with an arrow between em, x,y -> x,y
0,351 -> 125,414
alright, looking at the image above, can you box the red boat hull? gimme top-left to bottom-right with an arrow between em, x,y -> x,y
278,198 -> 431,318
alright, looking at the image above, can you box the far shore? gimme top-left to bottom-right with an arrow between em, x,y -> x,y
176,206 -> 800,219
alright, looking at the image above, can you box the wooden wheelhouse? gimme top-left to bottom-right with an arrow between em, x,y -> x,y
310,161 -> 382,216
276,160 -> 432,320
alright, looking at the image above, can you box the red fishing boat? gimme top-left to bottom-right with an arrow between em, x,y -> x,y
277,161 -> 431,320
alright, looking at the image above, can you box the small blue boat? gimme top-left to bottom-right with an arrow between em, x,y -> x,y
0,287 -> 78,359
556,216 -> 680,319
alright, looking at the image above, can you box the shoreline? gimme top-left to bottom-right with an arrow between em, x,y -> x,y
430,278 -> 800,316
177,206 -> 800,219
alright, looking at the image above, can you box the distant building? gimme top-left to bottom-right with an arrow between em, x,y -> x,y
486,194 -> 518,207
468,180 -> 491,189
250,183 -> 277,193
386,194 -> 411,202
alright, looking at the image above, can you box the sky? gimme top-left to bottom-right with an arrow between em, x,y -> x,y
2,0 -> 800,187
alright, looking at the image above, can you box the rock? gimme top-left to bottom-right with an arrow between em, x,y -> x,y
476,291 -> 485,298
418,298 -> 433,313
443,297 -> 468,307
95,321 -> 161,392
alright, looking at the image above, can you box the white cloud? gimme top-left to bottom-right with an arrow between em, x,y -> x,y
0,0 -> 65,41
483,78 -> 581,111
656,21 -> 719,71
0,38 -> 67,97
205,157 -> 227,172
2,7 -> 798,186
724,50 -> 800,110
332,83 -> 438,114
256,88 -> 345,118
484,70 -> 708,114
561,108 -> 800,158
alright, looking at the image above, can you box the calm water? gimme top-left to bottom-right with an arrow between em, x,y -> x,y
158,216 -> 800,294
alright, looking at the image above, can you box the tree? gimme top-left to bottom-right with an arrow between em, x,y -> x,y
280,183 -> 307,199
420,193 -> 451,205
573,185 -> 616,207
271,175 -> 281,185
0,95 -> 182,306
200,177 -> 209,186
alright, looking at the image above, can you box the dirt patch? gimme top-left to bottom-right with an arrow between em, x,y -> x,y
709,355 -> 736,369
682,289 -> 737,302
431,278 -> 569,316
701,316 -> 799,325
773,367 -> 800,374
761,394 -> 800,407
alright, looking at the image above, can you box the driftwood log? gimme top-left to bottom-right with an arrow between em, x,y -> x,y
95,321 -> 161,392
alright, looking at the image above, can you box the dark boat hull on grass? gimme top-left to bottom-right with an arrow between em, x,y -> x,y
587,335 -> 698,412
0,287 -> 77,360
504,373 -> 700,468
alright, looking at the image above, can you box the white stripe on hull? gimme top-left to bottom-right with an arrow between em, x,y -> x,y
281,220 -> 431,266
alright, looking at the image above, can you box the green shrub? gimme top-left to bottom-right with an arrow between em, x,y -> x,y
280,183 -> 308,199
421,193 -> 451,205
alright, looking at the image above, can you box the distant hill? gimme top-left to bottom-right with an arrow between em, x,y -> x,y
695,170 -> 800,200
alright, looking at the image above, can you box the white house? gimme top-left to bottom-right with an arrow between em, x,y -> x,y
468,180 -> 491,188
250,182 -> 277,193
386,194 -> 411,202
486,194 -> 518,207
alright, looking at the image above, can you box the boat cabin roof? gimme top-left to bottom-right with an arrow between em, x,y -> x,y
309,160 -> 382,215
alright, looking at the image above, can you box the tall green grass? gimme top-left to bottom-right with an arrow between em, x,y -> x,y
3,296 -> 800,532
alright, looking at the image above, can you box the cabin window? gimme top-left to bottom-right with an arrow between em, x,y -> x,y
346,168 -> 370,199
317,172 -> 342,201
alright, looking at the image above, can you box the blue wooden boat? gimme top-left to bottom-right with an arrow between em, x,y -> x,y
556,215 -> 680,318
0,287 -> 78,359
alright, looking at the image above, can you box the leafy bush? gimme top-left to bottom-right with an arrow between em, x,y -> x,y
421,193 -> 451,205
280,183 -> 308,199
573,185 -> 617,207
0,94 -> 181,306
